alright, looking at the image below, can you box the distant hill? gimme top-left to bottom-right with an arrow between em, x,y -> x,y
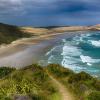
0,23 -> 32,44
0,23 -> 100,45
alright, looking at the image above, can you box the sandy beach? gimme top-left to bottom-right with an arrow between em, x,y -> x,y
0,32 -> 76,68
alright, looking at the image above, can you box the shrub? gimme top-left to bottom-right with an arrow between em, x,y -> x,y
46,64 -> 73,78
31,94 -> 46,100
23,64 -> 43,71
0,64 -> 57,99
0,96 -> 11,100
94,80 -> 100,91
87,91 -> 100,100
0,67 -> 15,79
68,71 -> 92,83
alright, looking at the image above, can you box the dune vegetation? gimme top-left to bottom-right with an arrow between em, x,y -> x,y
0,23 -> 32,44
0,64 -> 100,100
0,64 -> 58,100
46,64 -> 100,100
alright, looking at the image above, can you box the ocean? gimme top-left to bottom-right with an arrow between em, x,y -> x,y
45,31 -> 100,78
0,31 -> 100,78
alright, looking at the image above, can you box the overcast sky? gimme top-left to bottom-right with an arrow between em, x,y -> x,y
0,0 -> 100,26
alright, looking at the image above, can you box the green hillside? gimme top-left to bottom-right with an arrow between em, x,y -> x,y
0,64 -> 59,100
0,64 -> 100,100
0,23 -> 31,44
46,64 -> 100,100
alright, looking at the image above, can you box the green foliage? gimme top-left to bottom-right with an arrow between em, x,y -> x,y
46,64 -> 100,99
0,67 -> 15,79
31,94 -> 46,100
0,23 -> 31,44
46,64 -> 73,78
87,91 -> 100,100
68,71 -> 92,83
0,64 -> 57,100
0,64 -> 99,100
0,96 -> 11,100
65,72 -> 100,99
93,80 -> 100,91
67,72 -> 100,95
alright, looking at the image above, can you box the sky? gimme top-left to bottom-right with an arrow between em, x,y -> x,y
0,0 -> 100,26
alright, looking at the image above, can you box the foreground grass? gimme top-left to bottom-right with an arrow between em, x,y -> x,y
50,92 -> 61,100
0,64 -> 100,100
0,64 -> 58,100
46,64 -> 100,100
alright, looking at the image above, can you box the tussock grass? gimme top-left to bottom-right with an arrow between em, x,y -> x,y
0,64 -> 100,100
0,64 -> 57,100
46,64 -> 100,100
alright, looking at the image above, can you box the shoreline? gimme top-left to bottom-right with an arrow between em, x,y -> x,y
0,31 -> 76,58
0,31 -> 99,69
0,32 -> 77,68
0,31 -> 100,78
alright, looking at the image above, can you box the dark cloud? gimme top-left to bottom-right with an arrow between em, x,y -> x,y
0,0 -> 100,26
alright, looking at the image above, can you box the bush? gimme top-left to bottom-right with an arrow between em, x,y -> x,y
0,67 -> 15,78
68,72 -> 92,83
33,70 -> 49,84
46,64 -> 73,78
94,80 -> 100,91
87,91 -> 100,100
23,64 -> 43,71
0,65 -> 57,99
31,94 -> 46,100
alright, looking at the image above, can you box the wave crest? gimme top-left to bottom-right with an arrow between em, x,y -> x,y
80,55 -> 100,66
90,40 -> 100,47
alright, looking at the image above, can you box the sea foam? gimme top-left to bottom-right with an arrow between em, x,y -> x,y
90,40 -> 100,47
80,55 -> 100,65
61,44 -> 82,70
61,45 -> 82,56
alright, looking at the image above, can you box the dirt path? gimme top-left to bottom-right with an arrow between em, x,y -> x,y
49,75 -> 74,100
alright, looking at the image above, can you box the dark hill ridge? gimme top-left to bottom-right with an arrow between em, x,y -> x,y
0,23 -> 32,44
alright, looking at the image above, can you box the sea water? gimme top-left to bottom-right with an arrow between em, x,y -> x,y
0,31 -> 100,77
46,31 -> 100,78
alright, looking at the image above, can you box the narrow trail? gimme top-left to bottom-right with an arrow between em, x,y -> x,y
49,75 -> 74,100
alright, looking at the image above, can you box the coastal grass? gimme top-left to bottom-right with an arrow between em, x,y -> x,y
46,64 -> 100,100
0,64 -> 57,100
0,64 -> 100,100
0,67 -> 15,79
49,92 -> 61,100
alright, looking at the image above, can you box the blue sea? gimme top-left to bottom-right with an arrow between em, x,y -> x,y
45,31 -> 100,78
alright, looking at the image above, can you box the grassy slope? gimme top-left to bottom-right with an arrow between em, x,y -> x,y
0,23 -> 32,44
0,64 -> 59,100
0,64 -> 100,100
46,64 -> 100,100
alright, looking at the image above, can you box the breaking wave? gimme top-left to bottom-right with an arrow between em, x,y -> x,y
90,40 -> 100,47
80,55 -> 100,66
46,32 -> 100,77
